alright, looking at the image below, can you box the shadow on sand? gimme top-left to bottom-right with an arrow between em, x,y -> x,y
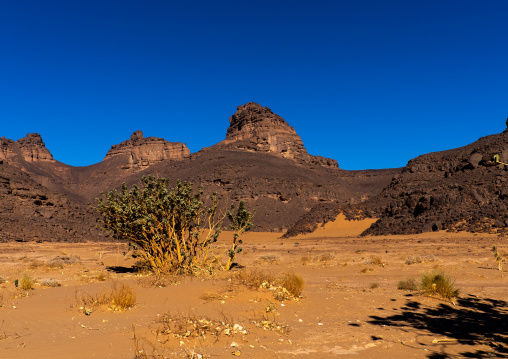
368,294 -> 508,358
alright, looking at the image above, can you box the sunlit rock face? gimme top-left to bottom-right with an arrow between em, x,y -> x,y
220,102 -> 338,168
0,133 -> 54,163
104,130 -> 190,170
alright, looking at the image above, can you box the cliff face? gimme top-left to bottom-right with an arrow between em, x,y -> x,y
218,102 -> 338,168
103,130 -> 190,170
0,133 -> 54,163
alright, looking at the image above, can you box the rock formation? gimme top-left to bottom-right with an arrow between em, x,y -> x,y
0,133 -> 54,163
104,130 -> 190,170
360,130 -> 508,235
217,102 -> 338,168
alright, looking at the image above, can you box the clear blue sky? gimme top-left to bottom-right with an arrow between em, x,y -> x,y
1,0 -> 507,170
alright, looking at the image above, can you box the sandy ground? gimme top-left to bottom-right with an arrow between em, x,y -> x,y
1,217 -> 507,359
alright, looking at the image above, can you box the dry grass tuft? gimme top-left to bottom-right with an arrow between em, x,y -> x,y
252,312 -> 289,335
39,278 -> 61,287
233,269 -> 274,290
75,282 -> 136,314
397,278 -> 418,291
369,256 -> 386,267
137,274 -> 180,288
19,274 -> 34,291
420,271 -> 459,301
405,255 -> 436,265
277,272 -> 305,298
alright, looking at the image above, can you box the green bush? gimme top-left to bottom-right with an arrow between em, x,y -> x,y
94,176 -> 252,274
420,271 -> 459,301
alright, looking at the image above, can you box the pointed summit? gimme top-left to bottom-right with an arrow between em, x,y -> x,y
220,102 -> 338,168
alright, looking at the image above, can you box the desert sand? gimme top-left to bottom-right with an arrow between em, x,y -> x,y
1,216 -> 507,358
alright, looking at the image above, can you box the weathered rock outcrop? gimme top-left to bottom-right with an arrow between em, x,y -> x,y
104,130 -> 190,170
0,133 -> 54,163
361,130 -> 508,235
218,102 -> 338,168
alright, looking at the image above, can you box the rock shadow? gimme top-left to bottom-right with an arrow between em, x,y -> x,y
368,294 -> 508,358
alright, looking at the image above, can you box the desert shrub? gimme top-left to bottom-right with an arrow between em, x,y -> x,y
397,278 -> 418,291
49,255 -> 80,268
420,271 -> 459,301
94,176 -> 252,274
492,246 -> 504,270
39,278 -> 61,287
19,274 -> 33,291
405,255 -> 435,265
368,256 -> 386,267
370,283 -> 379,289
0,276 -> 5,284
233,269 -> 274,290
76,282 -> 136,314
277,272 -> 305,298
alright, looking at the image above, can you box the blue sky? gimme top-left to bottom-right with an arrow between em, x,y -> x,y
1,0 -> 507,170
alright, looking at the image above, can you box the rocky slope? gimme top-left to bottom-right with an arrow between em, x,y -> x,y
285,128 -> 508,237
361,131 -> 508,235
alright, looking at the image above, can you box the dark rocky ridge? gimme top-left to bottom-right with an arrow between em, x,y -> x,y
285,129 -> 508,237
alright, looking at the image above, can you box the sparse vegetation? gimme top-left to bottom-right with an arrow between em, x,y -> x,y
75,282 -> 136,314
19,274 -> 33,291
397,278 -> 418,291
277,272 -> 305,298
405,255 -> 436,265
39,278 -> 61,287
420,271 -> 459,301
492,246 -> 504,270
94,176 -> 253,274
157,312 -> 246,340
252,312 -> 289,335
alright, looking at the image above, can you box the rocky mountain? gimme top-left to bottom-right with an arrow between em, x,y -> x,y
0,102 -> 397,242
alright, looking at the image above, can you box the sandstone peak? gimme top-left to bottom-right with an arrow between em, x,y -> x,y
0,133 -> 54,163
104,131 -> 190,170
220,102 -> 338,168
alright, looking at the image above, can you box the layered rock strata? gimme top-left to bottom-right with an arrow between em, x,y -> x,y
104,130 -> 190,170
0,133 -> 54,163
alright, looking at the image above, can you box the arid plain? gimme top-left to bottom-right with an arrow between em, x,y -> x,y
1,217 -> 507,359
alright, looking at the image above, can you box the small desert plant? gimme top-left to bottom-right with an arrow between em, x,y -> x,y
397,278 -> 418,291
109,283 -> 136,311
233,269 -> 274,290
157,313 -> 246,340
420,271 -> 459,301
370,283 -> 379,289
492,246 -> 504,270
76,282 -> 136,314
300,256 -> 311,265
94,176 -> 253,274
39,278 -> 61,287
277,272 -> 305,298
0,276 -> 5,284
252,312 -> 289,335
405,255 -> 436,265
19,274 -> 33,291
369,256 -> 386,267
257,255 -> 279,264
